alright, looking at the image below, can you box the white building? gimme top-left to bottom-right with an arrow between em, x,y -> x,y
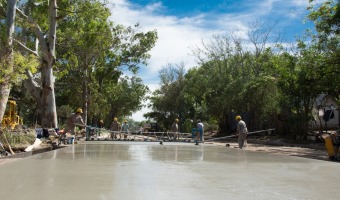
312,94 -> 339,129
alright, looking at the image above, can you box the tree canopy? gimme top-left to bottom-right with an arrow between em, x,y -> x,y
1,0 -> 338,139
145,1 -> 340,137
0,0 -> 157,128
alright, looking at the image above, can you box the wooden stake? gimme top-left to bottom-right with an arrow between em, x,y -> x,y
1,131 -> 15,155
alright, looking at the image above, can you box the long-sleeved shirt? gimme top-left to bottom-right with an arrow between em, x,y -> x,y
66,113 -> 85,127
121,123 -> 129,132
237,120 -> 248,134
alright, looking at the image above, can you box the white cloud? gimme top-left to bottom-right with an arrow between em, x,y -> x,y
131,105 -> 150,122
108,0 -> 222,75
290,0 -> 326,7
107,0 -> 315,121
145,2 -> 164,12
290,0 -> 310,7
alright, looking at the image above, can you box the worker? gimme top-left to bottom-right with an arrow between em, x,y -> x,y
110,117 -> 119,140
235,115 -> 248,149
121,120 -> 130,140
64,108 -> 86,137
171,118 -> 179,141
138,125 -> 144,133
97,120 -> 104,128
97,119 -> 104,136
197,119 -> 204,142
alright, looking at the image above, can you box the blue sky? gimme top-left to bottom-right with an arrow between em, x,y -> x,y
108,0 -> 321,121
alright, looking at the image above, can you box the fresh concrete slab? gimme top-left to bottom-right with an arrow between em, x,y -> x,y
0,141 -> 339,200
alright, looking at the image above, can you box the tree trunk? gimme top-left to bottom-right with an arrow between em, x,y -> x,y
41,61 -> 58,128
24,70 -> 41,103
0,0 -> 17,122
40,0 -> 58,128
83,68 -> 88,124
15,0 -> 58,127
0,84 -> 11,123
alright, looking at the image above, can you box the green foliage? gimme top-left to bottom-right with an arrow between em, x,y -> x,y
0,0 -> 157,128
106,76 -> 149,117
13,53 -> 38,81
243,76 -> 279,122
57,105 -> 73,119
146,18 -> 336,136
145,64 -> 188,130
8,83 -> 37,127
150,8 -> 338,137
181,119 -> 194,133
203,119 -> 219,132
188,34 -> 280,132
2,0 -> 338,140
52,0 -> 157,125
0,129 -> 36,149
308,0 -> 339,35
306,0 -> 340,101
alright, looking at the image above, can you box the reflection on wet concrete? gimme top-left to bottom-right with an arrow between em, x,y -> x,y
0,141 -> 339,200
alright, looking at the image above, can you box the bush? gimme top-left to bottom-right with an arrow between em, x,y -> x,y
0,129 -> 36,150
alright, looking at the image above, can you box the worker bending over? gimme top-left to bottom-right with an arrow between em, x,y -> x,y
64,108 -> 86,137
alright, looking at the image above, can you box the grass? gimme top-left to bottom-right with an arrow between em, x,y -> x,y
0,129 -> 36,151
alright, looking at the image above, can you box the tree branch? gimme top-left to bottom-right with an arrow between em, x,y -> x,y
35,38 -> 40,53
15,7 -> 48,52
14,39 -> 39,57
24,69 -> 42,103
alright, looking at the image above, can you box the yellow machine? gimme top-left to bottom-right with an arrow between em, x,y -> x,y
1,100 -> 23,129
323,133 -> 340,160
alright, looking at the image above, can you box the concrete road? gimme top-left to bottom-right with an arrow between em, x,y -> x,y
0,141 -> 339,200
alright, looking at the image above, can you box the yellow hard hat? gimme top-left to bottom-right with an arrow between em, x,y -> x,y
113,117 -> 117,121
124,120 -> 128,123
76,108 -> 83,113
235,115 -> 241,120
175,119 -> 179,122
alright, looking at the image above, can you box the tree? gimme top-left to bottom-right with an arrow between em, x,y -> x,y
172,21 -> 285,135
145,63 -> 187,130
0,0 -> 17,123
189,35 -> 240,133
54,0 -> 157,125
12,0 -> 157,128
55,0 -> 115,124
308,0 -> 340,36
107,76 -> 149,123
188,31 -> 280,134
15,0 -> 58,127
307,0 -> 340,98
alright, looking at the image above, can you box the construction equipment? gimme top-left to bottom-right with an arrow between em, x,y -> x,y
1,100 -> 24,129
323,133 -> 340,160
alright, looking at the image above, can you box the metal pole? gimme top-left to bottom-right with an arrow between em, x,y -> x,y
205,128 -> 275,142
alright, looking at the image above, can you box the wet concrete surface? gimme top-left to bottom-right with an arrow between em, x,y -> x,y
0,141 -> 339,200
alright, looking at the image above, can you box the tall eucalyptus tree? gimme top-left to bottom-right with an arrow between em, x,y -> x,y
0,0 -> 17,122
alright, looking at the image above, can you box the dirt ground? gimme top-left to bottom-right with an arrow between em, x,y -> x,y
208,138 -> 332,161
